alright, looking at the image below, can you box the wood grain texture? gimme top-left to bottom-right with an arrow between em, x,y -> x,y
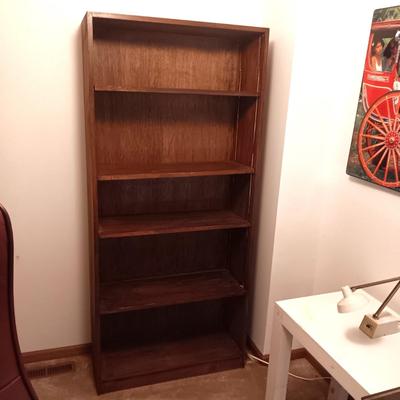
81,14 -> 102,390
101,333 -> 241,381
82,11 -> 269,393
93,29 -> 240,91
99,299 -> 244,391
100,270 -> 245,314
235,98 -> 258,166
240,37 -> 261,92
97,161 -> 254,181
95,85 -> 259,97
92,12 -> 266,37
98,176 -> 231,217
101,300 -> 225,350
99,230 -> 229,282
95,92 -> 236,167
98,210 -> 250,238
98,357 -> 243,394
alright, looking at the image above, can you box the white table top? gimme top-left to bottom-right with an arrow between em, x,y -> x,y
276,291 -> 400,398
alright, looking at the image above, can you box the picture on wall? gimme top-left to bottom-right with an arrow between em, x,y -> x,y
347,6 -> 400,191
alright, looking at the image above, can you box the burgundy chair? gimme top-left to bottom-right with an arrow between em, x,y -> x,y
0,204 -> 38,400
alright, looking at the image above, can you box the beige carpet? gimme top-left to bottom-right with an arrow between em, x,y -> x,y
29,355 -> 329,399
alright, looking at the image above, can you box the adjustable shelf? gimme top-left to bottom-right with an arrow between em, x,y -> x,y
97,161 -> 254,181
94,85 -> 260,97
100,269 -> 246,314
98,210 -> 250,238
82,11 -> 268,394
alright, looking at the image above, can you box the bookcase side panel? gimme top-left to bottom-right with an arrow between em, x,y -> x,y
240,36 -> 263,92
81,12 -> 102,387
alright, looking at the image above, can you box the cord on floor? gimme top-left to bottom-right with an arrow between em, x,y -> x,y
247,353 -> 331,382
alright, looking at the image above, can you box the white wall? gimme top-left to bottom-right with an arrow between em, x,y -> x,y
257,0 -> 400,354
312,0 -> 400,311
0,0 -> 268,352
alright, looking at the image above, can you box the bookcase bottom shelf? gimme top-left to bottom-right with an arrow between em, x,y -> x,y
98,333 -> 243,393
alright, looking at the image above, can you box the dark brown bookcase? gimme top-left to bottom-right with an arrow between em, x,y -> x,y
81,12 -> 268,394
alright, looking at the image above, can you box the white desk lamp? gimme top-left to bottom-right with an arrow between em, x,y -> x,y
337,276 -> 400,338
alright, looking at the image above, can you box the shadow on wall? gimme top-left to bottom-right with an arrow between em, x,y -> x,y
248,40 -> 288,348
348,176 -> 400,199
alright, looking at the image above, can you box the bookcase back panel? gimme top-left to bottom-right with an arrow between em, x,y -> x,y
98,176 -> 231,216
99,231 -> 229,282
93,29 -> 240,91
95,92 -> 236,166
101,300 -> 225,350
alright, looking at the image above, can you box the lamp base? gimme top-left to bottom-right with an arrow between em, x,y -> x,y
359,310 -> 400,338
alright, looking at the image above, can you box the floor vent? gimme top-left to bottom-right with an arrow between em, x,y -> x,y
27,361 -> 76,380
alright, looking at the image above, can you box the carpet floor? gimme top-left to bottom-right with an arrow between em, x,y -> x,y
29,355 -> 329,399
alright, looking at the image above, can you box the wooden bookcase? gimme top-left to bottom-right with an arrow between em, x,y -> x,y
81,12 -> 269,394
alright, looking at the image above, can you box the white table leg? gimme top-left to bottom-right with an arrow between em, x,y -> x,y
265,308 -> 293,400
327,379 -> 349,400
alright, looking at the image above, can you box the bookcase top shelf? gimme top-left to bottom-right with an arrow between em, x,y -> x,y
97,161 -> 255,181
90,12 -> 268,39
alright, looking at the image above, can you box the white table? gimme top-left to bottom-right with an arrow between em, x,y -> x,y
265,291 -> 400,400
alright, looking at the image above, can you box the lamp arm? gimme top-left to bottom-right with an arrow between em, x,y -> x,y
373,280 -> 400,319
351,276 -> 400,291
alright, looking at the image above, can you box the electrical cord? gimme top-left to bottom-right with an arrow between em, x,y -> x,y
247,353 -> 331,382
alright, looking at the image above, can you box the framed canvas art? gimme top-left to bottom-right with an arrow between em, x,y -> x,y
347,6 -> 400,191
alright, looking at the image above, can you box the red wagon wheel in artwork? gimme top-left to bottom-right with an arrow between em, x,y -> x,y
358,91 -> 400,188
